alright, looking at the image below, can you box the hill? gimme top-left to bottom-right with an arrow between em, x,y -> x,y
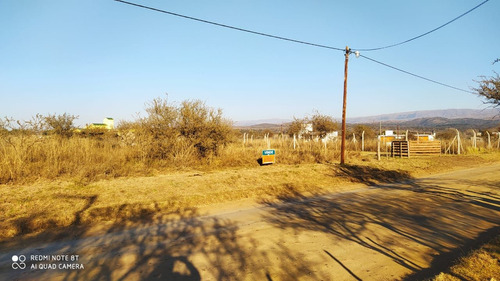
348,109 -> 498,123
378,117 -> 499,130
234,109 -> 500,131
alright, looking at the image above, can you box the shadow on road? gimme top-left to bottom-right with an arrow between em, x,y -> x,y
1,199 -> 247,280
0,195 -> 326,280
262,165 -> 500,280
335,164 -> 413,185
323,250 -> 362,281
1,164 -> 499,280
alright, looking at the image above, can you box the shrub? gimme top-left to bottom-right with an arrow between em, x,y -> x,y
352,124 -> 377,139
178,100 -> 232,157
136,97 -> 180,161
311,113 -> 337,138
436,128 -> 458,140
44,113 -> 78,138
133,96 -> 233,160
287,118 -> 304,137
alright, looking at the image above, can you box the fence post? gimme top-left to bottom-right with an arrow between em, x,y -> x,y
487,131 -> 491,149
385,140 -> 388,159
456,129 -> 461,155
377,140 -> 381,161
361,131 -> 365,151
472,130 -> 477,149
399,141 -> 403,158
408,140 -> 410,158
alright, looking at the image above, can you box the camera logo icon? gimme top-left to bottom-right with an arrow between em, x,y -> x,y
12,255 -> 26,270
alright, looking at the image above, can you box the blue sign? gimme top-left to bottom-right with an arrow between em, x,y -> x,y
262,149 -> 275,156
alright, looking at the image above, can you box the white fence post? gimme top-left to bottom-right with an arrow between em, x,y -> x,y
487,131 -> 491,149
361,131 -> 365,151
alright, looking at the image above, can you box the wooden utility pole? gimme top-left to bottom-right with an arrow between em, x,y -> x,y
340,46 -> 350,165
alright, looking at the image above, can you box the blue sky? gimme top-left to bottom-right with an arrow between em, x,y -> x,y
1,0 -> 498,127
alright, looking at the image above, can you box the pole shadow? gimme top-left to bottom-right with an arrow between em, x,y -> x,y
0,194 -> 327,280
261,166 -> 500,280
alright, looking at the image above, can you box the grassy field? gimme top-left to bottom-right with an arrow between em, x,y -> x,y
1,150 -> 499,280
1,152 -> 499,241
1,110 -> 499,278
1,129 -> 496,185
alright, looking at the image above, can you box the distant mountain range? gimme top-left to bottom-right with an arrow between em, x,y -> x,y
234,109 -> 500,130
347,109 -> 499,123
375,117 -> 499,130
234,118 -> 292,127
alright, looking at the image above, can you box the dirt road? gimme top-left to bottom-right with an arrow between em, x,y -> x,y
1,164 -> 499,280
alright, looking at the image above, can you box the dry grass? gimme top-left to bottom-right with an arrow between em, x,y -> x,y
430,235 -> 500,281
0,163 -> 343,239
2,126 -> 499,185
1,126 -> 499,279
0,134 -> 363,184
2,122 -> 500,242
0,134 -> 148,184
1,151 -> 500,241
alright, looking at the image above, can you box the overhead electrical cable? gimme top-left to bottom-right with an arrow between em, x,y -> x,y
359,54 -> 474,94
354,0 -> 489,51
114,0 -> 477,94
114,0 -> 345,51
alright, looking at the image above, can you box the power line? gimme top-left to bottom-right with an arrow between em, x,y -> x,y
359,54 -> 474,94
114,0 -> 476,94
114,0 -> 345,51
354,0 -> 489,52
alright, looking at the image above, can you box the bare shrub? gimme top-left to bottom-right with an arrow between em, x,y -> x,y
311,113 -> 337,138
436,128 -> 458,140
132,96 -> 233,161
44,113 -> 78,138
178,100 -> 232,157
352,124 -> 376,139
473,72 -> 500,109
136,97 -> 180,161
287,118 -> 304,137
0,115 -> 46,183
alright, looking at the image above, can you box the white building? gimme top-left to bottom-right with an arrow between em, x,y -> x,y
103,117 -> 114,130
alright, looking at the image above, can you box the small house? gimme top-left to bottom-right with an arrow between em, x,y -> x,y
87,117 -> 114,130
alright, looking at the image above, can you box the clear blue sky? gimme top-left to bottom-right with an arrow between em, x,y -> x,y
1,0 -> 499,126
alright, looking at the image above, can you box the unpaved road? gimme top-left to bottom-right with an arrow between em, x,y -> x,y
1,164 -> 499,280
